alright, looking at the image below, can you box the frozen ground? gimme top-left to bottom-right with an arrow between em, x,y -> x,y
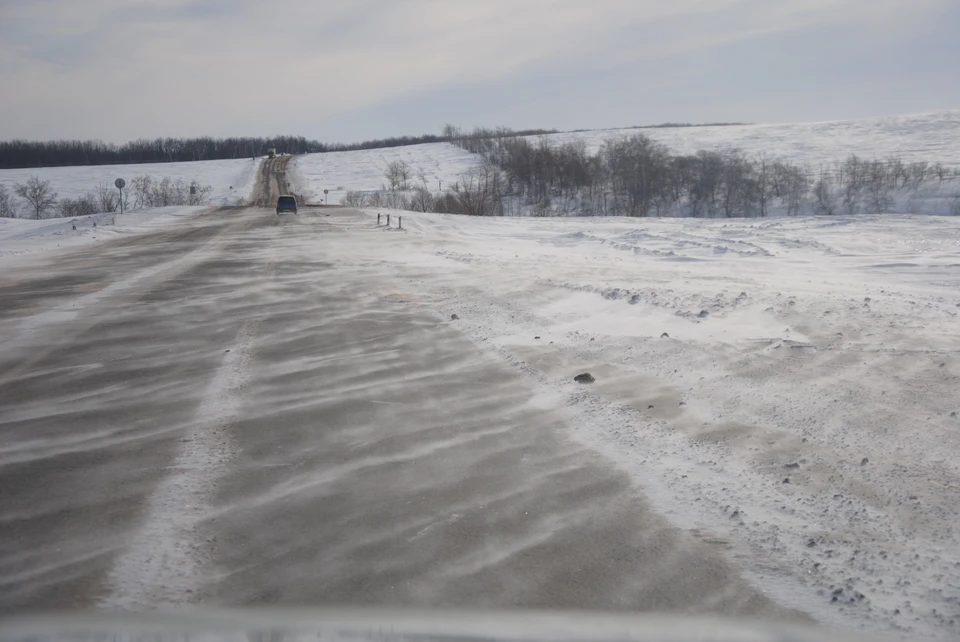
289,142 -> 482,205
542,110 -> 960,166
0,157 -> 260,208
345,209 -> 960,639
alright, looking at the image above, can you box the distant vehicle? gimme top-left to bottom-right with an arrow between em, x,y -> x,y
267,148 -> 277,158
276,195 -> 297,215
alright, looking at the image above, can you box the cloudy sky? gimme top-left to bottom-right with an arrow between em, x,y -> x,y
1,0 -> 958,143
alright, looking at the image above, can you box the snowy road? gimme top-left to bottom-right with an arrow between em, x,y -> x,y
0,208 -> 806,625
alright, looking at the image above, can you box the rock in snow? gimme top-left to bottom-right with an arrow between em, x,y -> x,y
574,373 -> 596,384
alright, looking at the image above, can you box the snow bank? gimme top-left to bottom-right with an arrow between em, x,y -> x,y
0,206 -> 206,262
0,157 -> 259,208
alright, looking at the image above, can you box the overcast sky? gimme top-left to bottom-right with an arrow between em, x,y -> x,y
1,0 -> 958,143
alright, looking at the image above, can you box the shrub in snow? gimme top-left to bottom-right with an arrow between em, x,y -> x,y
340,190 -> 369,208
0,185 -> 16,218
58,193 -> 99,218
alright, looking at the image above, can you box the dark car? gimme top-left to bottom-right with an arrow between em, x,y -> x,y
276,195 -> 297,215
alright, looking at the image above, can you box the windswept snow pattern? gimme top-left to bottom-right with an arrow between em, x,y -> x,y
340,209 -> 960,639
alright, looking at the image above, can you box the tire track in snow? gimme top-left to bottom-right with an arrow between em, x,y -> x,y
98,319 -> 259,609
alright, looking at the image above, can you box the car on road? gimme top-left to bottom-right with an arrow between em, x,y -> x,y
276,195 -> 298,215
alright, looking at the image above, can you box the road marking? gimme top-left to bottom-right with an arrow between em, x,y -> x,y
98,319 -> 259,609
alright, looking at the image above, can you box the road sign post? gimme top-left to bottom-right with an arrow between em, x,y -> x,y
323,189 -> 329,205
115,178 -> 126,215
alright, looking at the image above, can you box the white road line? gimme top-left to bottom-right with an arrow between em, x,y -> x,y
98,319 -> 258,609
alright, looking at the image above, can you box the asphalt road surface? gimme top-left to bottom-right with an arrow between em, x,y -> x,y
0,200 -> 805,622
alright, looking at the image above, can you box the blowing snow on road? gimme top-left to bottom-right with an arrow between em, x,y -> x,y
1,200 -> 958,639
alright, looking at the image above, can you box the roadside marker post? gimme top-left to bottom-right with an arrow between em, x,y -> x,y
398,216 -> 402,229
387,214 -> 391,226
115,178 -> 125,215
377,213 -> 381,225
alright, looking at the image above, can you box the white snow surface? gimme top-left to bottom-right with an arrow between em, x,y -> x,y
340,209 -> 960,640
289,142 -> 483,204
0,157 -> 259,207
541,110 -> 960,165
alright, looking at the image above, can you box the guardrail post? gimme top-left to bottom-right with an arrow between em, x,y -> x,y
398,216 -> 402,229
377,213 -> 381,225
387,214 -> 391,226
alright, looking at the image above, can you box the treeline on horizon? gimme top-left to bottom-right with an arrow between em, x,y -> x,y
0,128 -> 559,170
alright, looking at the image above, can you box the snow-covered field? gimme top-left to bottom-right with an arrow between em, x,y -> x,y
337,209 -> 960,639
289,142 -> 482,205
542,110 -> 960,166
0,157 -> 259,209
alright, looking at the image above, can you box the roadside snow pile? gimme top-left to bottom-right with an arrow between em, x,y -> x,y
336,209 -> 960,639
289,142 -> 482,206
0,206 -> 204,261
0,157 -> 259,208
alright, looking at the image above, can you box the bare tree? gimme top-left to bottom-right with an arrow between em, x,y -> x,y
130,175 -> 152,209
813,176 -> 836,215
0,185 -> 16,218
367,191 -> 385,208
385,160 -> 411,191
13,176 -> 58,219
906,161 -> 928,190
410,185 -> 434,212
340,191 -> 369,208
933,163 -> 949,186
453,163 -> 502,216
58,194 -> 98,218
756,153 -> 772,217
95,182 -> 119,212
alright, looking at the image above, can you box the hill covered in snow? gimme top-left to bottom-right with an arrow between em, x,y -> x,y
289,110 -> 960,218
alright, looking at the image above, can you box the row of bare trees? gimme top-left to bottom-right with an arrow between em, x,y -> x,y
442,127 -> 959,217
0,136 -> 322,169
0,175 -> 213,219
